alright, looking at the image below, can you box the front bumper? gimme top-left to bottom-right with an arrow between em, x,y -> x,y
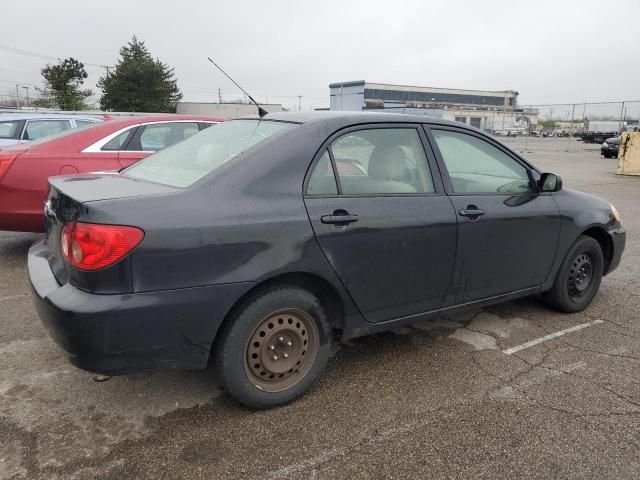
601,146 -> 619,157
28,240 -> 254,374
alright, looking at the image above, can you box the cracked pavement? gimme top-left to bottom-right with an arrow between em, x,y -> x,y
1,137 -> 640,479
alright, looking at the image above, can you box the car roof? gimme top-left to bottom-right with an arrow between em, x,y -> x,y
2,114 -> 224,152
243,110 -> 468,129
0,113 -> 104,122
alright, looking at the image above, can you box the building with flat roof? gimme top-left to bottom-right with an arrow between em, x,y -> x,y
329,80 -> 537,134
176,102 -> 283,119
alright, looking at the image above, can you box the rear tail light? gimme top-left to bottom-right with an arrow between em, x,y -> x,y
60,222 -> 144,270
0,151 -> 19,181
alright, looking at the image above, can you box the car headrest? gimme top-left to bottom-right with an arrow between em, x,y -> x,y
368,146 -> 409,181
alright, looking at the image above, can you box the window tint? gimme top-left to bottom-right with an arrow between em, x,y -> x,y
139,122 -> 200,151
432,130 -> 532,194
102,128 -> 134,151
24,120 -> 70,140
0,121 -> 20,139
330,128 -> 434,195
307,151 -> 338,195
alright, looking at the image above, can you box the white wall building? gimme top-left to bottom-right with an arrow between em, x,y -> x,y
329,81 -> 537,134
176,102 -> 284,119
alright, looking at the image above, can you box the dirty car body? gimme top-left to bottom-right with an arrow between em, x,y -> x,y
28,112 -> 625,395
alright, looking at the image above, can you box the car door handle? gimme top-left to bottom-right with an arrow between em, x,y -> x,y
321,212 -> 359,225
458,207 -> 485,218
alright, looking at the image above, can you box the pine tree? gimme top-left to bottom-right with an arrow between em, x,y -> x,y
38,57 -> 92,110
98,36 -> 182,112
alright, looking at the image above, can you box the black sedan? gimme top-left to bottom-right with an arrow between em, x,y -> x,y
601,136 -> 620,158
29,112 -> 626,409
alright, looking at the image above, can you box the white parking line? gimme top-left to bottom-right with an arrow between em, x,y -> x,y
502,319 -> 604,355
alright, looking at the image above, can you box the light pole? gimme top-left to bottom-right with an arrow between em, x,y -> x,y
15,84 -> 21,109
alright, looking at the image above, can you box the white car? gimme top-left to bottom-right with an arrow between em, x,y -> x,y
0,114 -> 104,147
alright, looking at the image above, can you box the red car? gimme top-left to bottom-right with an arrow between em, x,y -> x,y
0,115 -> 222,232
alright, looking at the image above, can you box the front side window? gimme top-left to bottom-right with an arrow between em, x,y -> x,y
138,122 -> 200,151
432,130 -> 532,194
24,120 -> 71,140
124,120 -> 295,188
329,128 -> 434,195
0,120 -> 21,139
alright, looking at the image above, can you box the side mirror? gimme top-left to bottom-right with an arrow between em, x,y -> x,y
539,173 -> 563,192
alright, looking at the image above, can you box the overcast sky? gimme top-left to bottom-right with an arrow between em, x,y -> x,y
2,0 -> 639,111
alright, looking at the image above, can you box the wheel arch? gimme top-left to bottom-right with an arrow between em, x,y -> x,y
210,271 -> 346,362
581,225 -> 614,274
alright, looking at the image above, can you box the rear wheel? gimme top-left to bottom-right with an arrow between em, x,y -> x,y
543,235 -> 603,313
215,286 -> 331,409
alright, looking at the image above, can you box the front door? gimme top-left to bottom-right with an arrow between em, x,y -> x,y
304,126 -> 458,323
426,127 -> 560,305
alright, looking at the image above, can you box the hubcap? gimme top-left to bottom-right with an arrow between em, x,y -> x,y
244,309 -> 319,392
568,253 -> 594,299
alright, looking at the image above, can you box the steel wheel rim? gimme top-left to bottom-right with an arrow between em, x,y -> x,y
568,252 -> 594,299
244,309 -> 319,393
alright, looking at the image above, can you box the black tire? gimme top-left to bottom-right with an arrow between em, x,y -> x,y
604,154 -> 611,159
214,286 -> 331,409
543,235 -> 603,313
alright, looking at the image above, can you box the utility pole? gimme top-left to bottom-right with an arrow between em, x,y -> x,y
618,101 -> 626,132
15,84 -> 21,109
22,86 -> 30,109
566,103 -> 575,152
218,88 -> 222,104
297,95 -> 302,112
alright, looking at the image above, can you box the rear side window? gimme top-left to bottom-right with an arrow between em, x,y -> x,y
432,130 -> 532,194
138,122 -> 200,151
307,151 -> 338,195
0,120 -> 20,139
102,128 -> 135,151
24,120 -> 71,140
318,128 -> 435,195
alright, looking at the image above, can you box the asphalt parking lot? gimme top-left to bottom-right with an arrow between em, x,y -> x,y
1,136 -> 639,480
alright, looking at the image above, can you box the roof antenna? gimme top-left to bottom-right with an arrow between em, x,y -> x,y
207,57 -> 268,118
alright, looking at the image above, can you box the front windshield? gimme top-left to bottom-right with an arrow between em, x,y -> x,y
123,119 -> 296,188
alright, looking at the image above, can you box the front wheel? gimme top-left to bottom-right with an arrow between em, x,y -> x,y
543,235 -> 604,313
215,286 -> 331,409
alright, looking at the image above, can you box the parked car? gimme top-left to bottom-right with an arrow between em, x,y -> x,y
0,115 -> 222,232
0,113 -> 105,147
601,137 -> 620,158
29,112 -> 625,409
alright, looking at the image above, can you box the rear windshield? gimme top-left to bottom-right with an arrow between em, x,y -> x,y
123,120 -> 296,188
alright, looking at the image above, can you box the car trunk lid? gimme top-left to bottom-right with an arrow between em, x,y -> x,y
45,173 -> 179,291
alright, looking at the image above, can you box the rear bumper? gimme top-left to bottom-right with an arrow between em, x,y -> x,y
0,185 -> 45,232
605,226 -> 625,275
28,240 -> 254,374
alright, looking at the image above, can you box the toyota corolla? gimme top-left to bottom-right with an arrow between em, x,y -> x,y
28,112 -> 625,409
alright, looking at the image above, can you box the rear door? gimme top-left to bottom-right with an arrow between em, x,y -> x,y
304,124 -> 458,324
425,126 -> 560,305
